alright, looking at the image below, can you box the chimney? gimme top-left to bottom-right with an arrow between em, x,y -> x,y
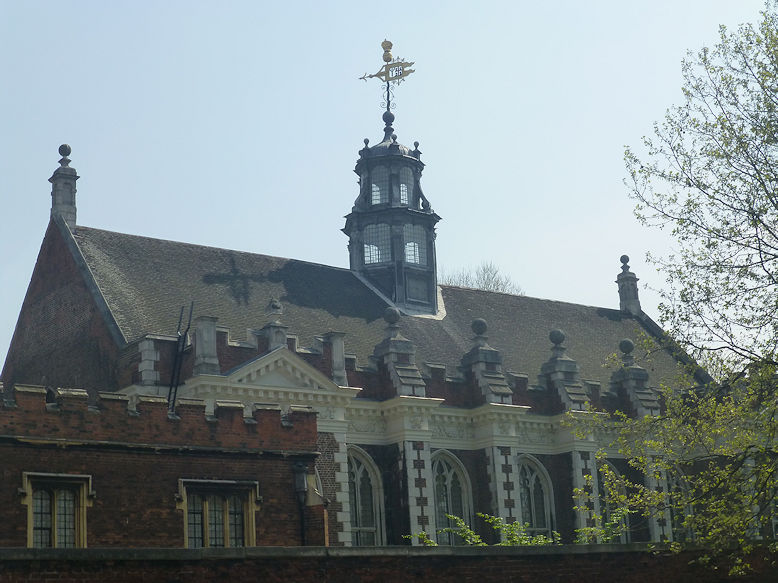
49,144 -> 79,229
616,255 -> 641,316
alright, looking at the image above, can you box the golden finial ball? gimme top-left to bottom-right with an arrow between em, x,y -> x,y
382,39 -> 393,62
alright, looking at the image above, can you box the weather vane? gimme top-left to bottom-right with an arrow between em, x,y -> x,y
360,40 -> 415,113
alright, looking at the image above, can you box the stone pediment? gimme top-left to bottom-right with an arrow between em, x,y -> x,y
225,347 -> 341,392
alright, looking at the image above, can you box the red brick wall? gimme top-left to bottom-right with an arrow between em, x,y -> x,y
2,221 -> 120,392
0,388 -> 320,548
0,546 -> 772,582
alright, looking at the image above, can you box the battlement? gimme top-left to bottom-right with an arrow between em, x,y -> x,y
1,385 -> 318,454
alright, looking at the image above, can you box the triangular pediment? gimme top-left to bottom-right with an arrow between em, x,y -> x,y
225,347 -> 341,392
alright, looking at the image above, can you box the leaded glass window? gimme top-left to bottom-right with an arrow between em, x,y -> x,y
187,492 -> 248,548
399,167 -> 413,205
432,454 -> 470,545
371,166 -> 389,205
364,223 -> 390,264
517,458 -> 552,535
32,484 -> 83,548
403,224 -> 427,265
347,448 -> 383,545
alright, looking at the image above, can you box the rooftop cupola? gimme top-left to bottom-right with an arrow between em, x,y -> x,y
344,41 -> 440,313
49,144 -> 79,229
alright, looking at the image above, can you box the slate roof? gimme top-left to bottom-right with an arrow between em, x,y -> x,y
72,226 -> 683,390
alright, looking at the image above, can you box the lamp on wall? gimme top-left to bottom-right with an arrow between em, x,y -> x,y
293,462 -> 308,545
293,462 -> 308,505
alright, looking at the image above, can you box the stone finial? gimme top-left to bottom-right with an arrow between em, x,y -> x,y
265,297 -> 283,317
49,143 -> 79,229
373,306 -> 425,397
616,255 -> 642,316
460,318 -> 512,403
609,338 -> 658,416
619,338 -> 635,367
538,329 -> 587,410
383,307 -> 401,339
549,329 -> 566,359
471,318 -> 488,347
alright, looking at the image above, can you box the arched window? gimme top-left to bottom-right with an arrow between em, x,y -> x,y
347,447 -> 384,546
371,166 -> 389,205
399,167 -> 413,205
363,224 -> 390,264
516,456 -> 554,535
432,452 -> 472,545
667,471 -> 693,542
403,224 -> 427,265
597,461 -> 630,543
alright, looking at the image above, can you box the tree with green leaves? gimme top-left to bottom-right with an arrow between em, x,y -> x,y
625,1 -> 778,366
583,2 -> 778,573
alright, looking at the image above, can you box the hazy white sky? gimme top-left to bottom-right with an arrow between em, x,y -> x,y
0,1 -> 766,365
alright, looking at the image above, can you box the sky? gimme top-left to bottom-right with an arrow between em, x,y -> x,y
0,0 -> 767,366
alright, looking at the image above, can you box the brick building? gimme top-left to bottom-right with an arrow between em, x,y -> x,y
1,100 -> 702,549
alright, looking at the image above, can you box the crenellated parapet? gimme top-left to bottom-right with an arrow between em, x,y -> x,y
1,385 -> 318,454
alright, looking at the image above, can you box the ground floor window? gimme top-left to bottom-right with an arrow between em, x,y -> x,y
432,452 -> 472,545
178,479 -> 260,548
21,473 -> 92,548
347,447 -> 384,545
517,457 -> 554,536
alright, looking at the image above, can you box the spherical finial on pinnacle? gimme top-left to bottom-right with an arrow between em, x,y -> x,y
549,329 -> 565,346
619,338 -> 635,355
471,318 -> 488,336
384,306 -> 401,325
414,141 -> 419,149
364,138 -> 370,147
620,254 -> 630,266
383,111 -> 395,125
58,144 -> 71,157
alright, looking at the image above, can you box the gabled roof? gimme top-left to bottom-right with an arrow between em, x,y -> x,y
71,226 -> 682,389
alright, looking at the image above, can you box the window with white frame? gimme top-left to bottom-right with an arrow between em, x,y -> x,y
517,457 -> 553,535
178,479 -> 259,548
370,166 -> 389,205
21,473 -> 92,548
347,447 -> 384,545
432,452 -> 472,545
403,224 -> 427,265
364,223 -> 390,264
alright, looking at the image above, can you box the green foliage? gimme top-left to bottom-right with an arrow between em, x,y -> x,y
404,513 -> 560,547
625,1 -> 778,367
618,3 -> 778,572
569,356 -> 778,573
